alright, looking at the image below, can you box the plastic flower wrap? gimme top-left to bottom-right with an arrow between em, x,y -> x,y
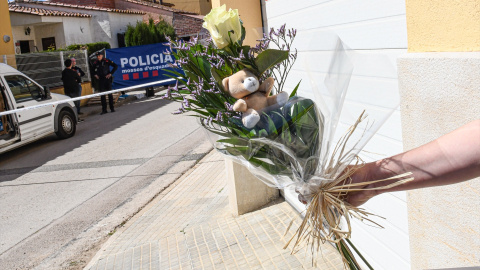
163,6 -> 413,269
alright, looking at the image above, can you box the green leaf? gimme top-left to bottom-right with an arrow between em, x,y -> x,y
345,239 -> 374,270
232,128 -> 248,138
178,89 -> 191,94
272,111 -> 292,144
290,80 -> 301,98
239,23 -> 246,45
255,49 -> 289,76
337,241 -> 358,270
194,56 -> 211,78
265,114 -> 278,137
190,109 -> 211,117
203,125 -> 232,138
258,129 -> 268,138
241,46 -> 251,58
163,68 -> 185,79
237,61 -> 256,72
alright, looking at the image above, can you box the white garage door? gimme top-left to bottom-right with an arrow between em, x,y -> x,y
264,0 -> 410,269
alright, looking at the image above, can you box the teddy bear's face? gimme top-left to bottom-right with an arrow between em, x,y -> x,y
222,69 -> 259,99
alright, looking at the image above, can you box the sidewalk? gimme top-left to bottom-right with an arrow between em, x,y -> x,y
79,89 -> 150,118
85,151 -> 344,270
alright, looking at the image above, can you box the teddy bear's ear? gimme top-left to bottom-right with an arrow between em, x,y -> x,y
222,77 -> 229,92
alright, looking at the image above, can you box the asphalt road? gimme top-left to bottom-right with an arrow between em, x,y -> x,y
0,95 -> 211,269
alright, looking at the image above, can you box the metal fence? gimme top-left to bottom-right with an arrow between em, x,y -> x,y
1,50 -> 91,88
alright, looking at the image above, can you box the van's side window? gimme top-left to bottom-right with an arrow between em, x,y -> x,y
4,75 -> 41,103
24,77 -> 42,100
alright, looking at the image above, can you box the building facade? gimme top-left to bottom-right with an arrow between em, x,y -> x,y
9,1 -> 144,51
43,0 -> 206,42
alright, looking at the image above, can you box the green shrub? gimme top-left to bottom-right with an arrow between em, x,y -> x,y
37,42 -> 111,55
86,42 -> 111,55
125,17 -> 176,47
65,44 -> 84,51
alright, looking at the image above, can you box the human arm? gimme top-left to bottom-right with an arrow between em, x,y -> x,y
77,67 -> 85,77
74,70 -> 81,83
106,60 -> 118,79
346,119 -> 480,207
92,61 -> 99,79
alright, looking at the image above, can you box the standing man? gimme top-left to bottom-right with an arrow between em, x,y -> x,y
71,58 -> 85,115
92,52 -> 118,115
61,59 -> 82,121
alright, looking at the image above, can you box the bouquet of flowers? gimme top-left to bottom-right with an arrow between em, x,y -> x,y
162,5 -> 413,269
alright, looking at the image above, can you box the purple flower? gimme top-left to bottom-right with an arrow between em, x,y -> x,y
224,102 -> 233,111
269,28 -> 276,38
172,80 -> 179,91
215,111 -> 223,121
183,97 -> 190,108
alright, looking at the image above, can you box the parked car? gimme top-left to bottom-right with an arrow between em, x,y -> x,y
0,63 -> 77,154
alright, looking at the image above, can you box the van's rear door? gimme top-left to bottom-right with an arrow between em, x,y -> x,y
0,76 -> 20,148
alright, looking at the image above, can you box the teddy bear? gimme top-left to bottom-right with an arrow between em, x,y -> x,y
222,68 -> 289,129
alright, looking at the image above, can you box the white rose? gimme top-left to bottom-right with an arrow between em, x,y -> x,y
202,5 -> 242,49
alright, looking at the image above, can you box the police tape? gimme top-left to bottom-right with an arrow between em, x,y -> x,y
0,78 -> 179,117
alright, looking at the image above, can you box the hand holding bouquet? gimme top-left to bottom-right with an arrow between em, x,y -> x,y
162,5 -> 413,269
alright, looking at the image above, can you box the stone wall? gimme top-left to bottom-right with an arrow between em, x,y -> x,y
173,13 -> 203,37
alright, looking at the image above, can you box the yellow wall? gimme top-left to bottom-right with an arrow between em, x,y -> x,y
212,0 -> 263,48
0,1 -> 15,56
406,0 -> 480,52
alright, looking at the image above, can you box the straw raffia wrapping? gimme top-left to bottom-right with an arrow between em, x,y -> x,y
283,112 -> 414,268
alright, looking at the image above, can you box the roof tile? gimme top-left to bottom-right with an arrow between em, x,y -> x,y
123,0 -> 196,14
9,3 -> 93,17
10,0 -> 146,15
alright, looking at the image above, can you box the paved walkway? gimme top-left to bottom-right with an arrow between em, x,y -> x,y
86,151 -> 344,270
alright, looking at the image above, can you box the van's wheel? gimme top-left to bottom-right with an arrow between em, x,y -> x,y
55,110 -> 76,139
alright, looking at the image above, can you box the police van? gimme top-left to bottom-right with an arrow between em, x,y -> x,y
0,63 -> 78,154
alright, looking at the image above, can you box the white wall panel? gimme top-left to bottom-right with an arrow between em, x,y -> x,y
265,0 -> 410,269
268,0 -> 406,31
63,18 -> 93,46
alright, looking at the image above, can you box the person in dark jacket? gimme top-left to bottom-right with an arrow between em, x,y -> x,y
61,59 -> 82,121
71,58 -> 85,115
92,52 -> 118,115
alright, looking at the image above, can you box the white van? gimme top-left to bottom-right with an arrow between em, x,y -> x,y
0,63 -> 77,154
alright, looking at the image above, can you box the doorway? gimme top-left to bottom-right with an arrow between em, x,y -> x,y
41,37 -> 56,51
19,41 -> 30,54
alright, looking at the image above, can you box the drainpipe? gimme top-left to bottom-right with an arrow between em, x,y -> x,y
259,0 -> 266,34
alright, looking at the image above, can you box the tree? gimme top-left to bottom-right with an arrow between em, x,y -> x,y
125,17 -> 176,47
